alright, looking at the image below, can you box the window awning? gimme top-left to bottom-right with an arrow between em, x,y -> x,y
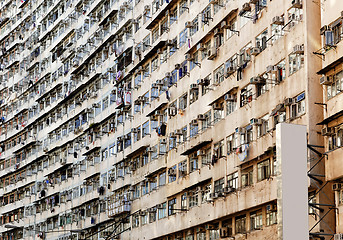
125,145 -> 149,159
82,146 -> 101,156
317,55 -> 343,75
317,109 -> 343,125
145,165 -> 167,179
208,87 -> 238,106
146,102 -> 168,117
145,0 -> 178,30
180,140 -> 212,156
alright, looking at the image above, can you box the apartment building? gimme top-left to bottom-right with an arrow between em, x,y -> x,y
318,1 -> 343,240
0,0 -> 335,239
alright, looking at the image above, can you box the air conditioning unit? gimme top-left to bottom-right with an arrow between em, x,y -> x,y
293,44 -> 304,54
320,76 -> 332,85
168,107 -> 177,116
207,47 -> 217,60
250,47 -> 261,56
250,76 -> 265,84
225,66 -> 236,77
284,98 -> 293,106
266,204 -> 277,212
156,79 -> 164,86
197,114 -> 206,120
242,3 -> 251,12
223,186 -> 235,194
169,132 -> 176,138
185,21 -> 194,28
60,158 -> 67,165
143,5 -> 150,13
197,43 -> 205,51
155,110 -> 163,115
220,20 -> 228,29
190,83 -> 198,90
185,53 -> 193,61
333,183 -> 342,191
266,65 -> 279,73
224,93 -> 235,101
291,0 -> 302,9
107,67 -> 115,72
168,168 -> 176,175
209,192 -> 218,199
205,224 -> 216,230
250,118 -> 262,125
236,127 -> 246,134
147,147 -> 154,152
191,119 -> 198,125
197,150 -> 206,156
272,16 -> 284,25
90,92 -> 98,99
175,129 -> 183,135
213,102 -> 222,110
92,103 -> 100,108
213,28 -> 221,36
320,25 -> 328,35
138,96 -> 145,102
321,127 -> 334,136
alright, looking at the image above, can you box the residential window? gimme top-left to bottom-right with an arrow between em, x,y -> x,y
188,189 -> 198,208
179,28 -> 188,48
189,155 -> 198,173
160,17 -> 168,35
226,94 -> 237,115
181,193 -> 187,210
189,87 -> 199,105
158,202 -> 167,219
202,75 -> 211,95
226,18 -> 237,39
257,115 -> 269,137
190,17 -> 199,36
327,71 -> 343,99
250,210 -> 263,230
289,50 -> 304,75
240,85 -> 253,107
179,93 -> 188,110
227,172 -> 238,189
142,121 -> 149,138
168,165 -> 177,182
226,134 -> 236,154
170,8 -> 178,26
214,178 -> 224,193
241,166 -> 253,187
202,110 -> 212,131
235,215 -> 246,234
213,102 -> 224,123
271,22 -> 285,43
190,122 -> 198,138
257,159 -> 270,181
255,29 -> 268,51
201,6 -> 211,27
266,205 -> 277,226
132,214 -> 140,228
168,198 -> 177,215
152,27 -> 159,43
159,172 -> 166,186
179,0 -> 188,16
149,207 -> 157,223
290,92 -> 306,119
213,65 -> 224,84
178,160 -> 187,178
213,140 -> 224,158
